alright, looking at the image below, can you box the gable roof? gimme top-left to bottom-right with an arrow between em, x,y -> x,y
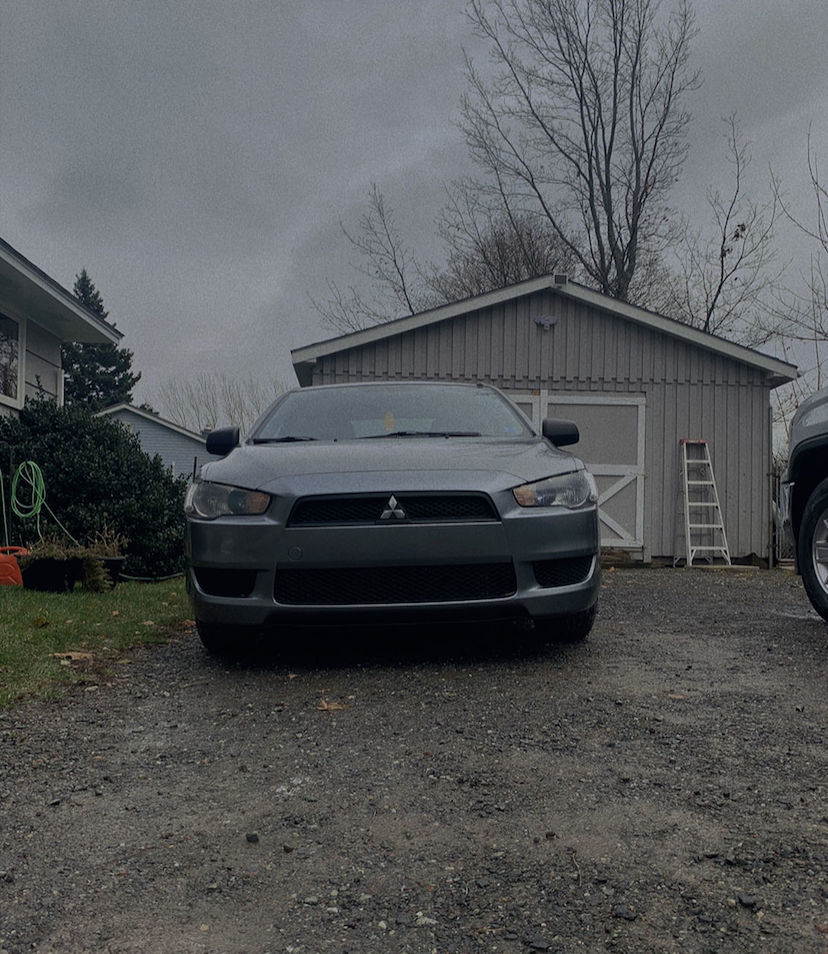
292,274 -> 798,389
0,236 -> 121,344
96,403 -> 207,443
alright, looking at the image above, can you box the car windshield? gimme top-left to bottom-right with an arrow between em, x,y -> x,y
252,384 -> 533,442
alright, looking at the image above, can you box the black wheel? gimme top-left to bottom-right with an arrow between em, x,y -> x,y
196,620 -> 255,657
797,477 -> 828,621
531,604 -> 597,644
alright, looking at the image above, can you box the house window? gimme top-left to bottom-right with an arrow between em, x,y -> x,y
0,314 -> 20,402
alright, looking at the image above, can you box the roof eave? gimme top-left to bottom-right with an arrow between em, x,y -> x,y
0,238 -> 121,344
96,403 -> 207,443
292,274 -> 799,388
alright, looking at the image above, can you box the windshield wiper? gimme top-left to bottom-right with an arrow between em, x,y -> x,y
359,430 -> 482,439
252,436 -> 318,443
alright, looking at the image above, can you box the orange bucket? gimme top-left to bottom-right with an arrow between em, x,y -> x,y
0,546 -> 27,586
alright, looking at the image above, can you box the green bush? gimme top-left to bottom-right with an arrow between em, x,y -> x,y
0,399 -> 187,577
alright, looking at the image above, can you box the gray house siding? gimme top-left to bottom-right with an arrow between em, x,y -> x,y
103,407 -> 218,478
305,287 -> 778,561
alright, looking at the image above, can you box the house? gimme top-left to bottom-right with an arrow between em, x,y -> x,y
292,275 -> 798,564
96,404 -> 219,479
0,237 -> 120,415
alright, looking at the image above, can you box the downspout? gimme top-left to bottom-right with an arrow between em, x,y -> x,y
768,400 -> 775,569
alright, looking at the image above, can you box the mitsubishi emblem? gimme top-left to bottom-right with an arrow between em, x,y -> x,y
380,495 -> 406,520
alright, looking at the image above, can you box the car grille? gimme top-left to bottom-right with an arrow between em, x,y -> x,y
533,556 -> 593,588
287,493 -> 498,526
274,562 -> 517,605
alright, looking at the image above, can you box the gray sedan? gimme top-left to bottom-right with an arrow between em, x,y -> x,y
185,381 -> 600,654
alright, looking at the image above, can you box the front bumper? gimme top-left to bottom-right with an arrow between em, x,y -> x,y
186,489 -> 600,631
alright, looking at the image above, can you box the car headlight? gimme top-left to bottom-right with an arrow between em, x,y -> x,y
184,481 -> 270,519
513,470 -> 598,509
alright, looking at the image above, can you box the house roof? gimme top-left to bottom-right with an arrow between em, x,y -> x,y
292,274 -> 798,389
96,403 -> 207,443
0,236 -> 121,344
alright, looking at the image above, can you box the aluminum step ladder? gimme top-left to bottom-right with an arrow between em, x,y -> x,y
676,439 -> 731,567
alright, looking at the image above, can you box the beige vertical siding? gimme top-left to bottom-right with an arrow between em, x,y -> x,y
310,288 -> 774,559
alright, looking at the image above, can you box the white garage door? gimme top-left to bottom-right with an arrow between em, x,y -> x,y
509,390 -> 646,551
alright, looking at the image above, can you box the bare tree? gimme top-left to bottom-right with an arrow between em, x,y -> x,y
762,141 -> 828,434
652,116 -> 782,345
461,0 -> 699,302
154,372 -> 287,435
310,185 -> 434,334
426,178 -> 578,301
312,181 -> 579,333
763,133 -> 828,432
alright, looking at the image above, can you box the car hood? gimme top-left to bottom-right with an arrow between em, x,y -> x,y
200,437 -> 585,497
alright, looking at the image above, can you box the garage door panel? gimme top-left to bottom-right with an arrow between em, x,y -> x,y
595,476 -> 637,544
509,391 -> 645,551
546,402 -> 638,465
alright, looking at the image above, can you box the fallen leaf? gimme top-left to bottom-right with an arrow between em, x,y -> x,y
141,620 -> 156,626
50,651 -> 96,664
32,616 -> 50,629
317,699 -> 347,711
111,611 -> 120,617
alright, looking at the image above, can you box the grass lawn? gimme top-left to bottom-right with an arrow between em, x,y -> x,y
0,577 -> 192,709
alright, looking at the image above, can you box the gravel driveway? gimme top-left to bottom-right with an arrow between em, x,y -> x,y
1,568 -> 826,954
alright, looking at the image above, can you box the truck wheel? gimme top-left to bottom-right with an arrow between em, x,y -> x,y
798,477 -> 828,621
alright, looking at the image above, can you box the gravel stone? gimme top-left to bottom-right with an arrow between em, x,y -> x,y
0,568 -> 826,953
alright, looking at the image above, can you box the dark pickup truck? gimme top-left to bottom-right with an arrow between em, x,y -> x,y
782,386 -> 828,619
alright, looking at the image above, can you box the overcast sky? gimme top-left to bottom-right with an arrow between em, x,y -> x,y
2,0 -> 827,407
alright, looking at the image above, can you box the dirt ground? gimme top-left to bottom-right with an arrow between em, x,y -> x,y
1,567 -> 826,954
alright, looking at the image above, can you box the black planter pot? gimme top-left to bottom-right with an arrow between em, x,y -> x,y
20,557 -> 84,593
101,556 -> 127,585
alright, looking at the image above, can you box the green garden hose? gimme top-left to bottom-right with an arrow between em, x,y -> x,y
2,461 -> 80,546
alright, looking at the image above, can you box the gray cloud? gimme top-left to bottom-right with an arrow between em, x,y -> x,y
1,0 -> 826,404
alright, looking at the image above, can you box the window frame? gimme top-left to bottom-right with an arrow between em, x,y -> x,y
0,312 -> 25,411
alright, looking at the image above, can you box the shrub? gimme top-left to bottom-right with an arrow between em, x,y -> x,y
0,399 -> 187,577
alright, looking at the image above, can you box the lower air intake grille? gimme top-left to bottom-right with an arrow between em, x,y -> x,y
533,556 -> 593,588
194,567 -> 257,598
274,562 -> 517,605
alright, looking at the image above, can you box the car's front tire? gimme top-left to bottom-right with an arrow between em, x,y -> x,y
798,477 -> 828,621
530,604 -> 597,645
196,620 -> 255,657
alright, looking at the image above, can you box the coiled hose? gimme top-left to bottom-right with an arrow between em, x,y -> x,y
2,461 -> 79,547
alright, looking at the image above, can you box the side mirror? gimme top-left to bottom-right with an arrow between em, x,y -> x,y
206,426 -> 240,457
542,417 -> 579,447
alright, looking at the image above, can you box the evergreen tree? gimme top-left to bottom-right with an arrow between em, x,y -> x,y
61,269 -> 141,411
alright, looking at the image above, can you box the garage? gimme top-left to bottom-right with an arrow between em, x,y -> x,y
292,275 -> 796,563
